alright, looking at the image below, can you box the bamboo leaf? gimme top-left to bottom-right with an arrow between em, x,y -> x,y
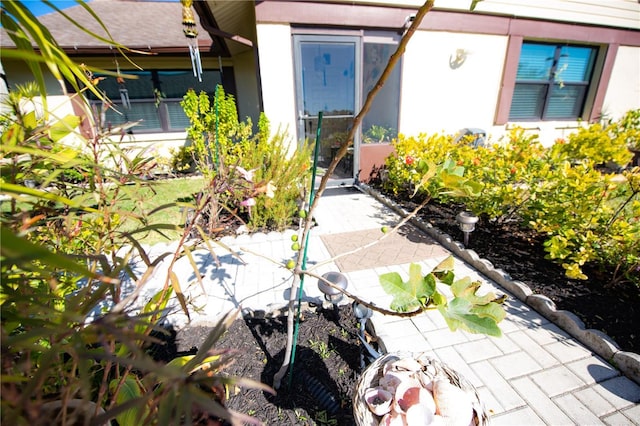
184,309 -> 239,372
48,114 -> 81,142
470,0 -> 484,11
0,227 -> 117,284
0,182 -> 99,212
183,244 -> 206,295
0,7 -> 49,109
97,392 -> 154,426
168,270 -> 190,321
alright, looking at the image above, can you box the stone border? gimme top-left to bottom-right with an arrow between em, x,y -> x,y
357,183 -> 640,385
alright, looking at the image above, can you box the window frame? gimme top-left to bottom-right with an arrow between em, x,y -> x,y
495,36 -> 614,126
88,69 -> 222,134
508,41 -> 597,121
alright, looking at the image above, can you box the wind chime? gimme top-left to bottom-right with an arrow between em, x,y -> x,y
181,0 -> 203,82
114,59 -> 131,109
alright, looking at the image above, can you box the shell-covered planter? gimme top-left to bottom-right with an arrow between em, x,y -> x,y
353,352 -> 489,426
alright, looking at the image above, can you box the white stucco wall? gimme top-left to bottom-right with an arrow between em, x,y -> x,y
602,45 -> 640,121
255,23 -> 298,149
400,30 -> 508,137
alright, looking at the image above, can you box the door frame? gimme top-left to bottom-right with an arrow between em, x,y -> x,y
293,34 -> 362,188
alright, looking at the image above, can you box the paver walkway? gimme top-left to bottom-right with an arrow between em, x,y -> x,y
134,186 -> 640,425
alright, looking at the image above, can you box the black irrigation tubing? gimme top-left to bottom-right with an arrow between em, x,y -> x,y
295,368 -> 340,415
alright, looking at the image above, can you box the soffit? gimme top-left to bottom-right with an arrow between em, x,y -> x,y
200,0 -> 257,56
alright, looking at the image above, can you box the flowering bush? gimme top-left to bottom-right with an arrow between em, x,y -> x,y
383,133 -> 479,199
382,116 -> 639,285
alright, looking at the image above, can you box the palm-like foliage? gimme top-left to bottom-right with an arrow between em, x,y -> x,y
1,2 -> 268,425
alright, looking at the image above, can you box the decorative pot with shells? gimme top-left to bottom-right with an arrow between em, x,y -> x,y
354,352 -> 490,426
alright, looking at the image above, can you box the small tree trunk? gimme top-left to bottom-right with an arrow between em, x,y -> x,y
272,0 -> 436,389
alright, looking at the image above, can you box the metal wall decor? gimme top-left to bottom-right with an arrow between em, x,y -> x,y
181,0 -> 202,82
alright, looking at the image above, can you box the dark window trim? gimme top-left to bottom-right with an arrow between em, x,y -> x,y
507,41 -> 598,122
87,68 -> 225,134
497,40 -> 608,124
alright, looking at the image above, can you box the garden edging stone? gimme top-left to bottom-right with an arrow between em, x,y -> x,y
357,183 -> 640,385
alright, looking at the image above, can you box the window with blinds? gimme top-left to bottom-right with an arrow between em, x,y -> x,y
509,42 -> 596,121
89,70 -> 222,133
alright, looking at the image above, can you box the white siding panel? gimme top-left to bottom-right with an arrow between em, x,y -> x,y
255,23 -> 298,152
602,45 -> 640,121
476,0 -> 640,30
400,31 -> 508,136
346,0 -> 640,30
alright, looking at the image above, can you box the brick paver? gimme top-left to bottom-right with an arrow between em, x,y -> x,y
127,186 -> 639,424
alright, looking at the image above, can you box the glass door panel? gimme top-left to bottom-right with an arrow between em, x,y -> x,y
295,36 -> 360,186
302,116 -> 354,180
362,40 -> 401,144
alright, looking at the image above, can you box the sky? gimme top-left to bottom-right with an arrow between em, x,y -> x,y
19,0 -> 179,17
20,0 -> 87,17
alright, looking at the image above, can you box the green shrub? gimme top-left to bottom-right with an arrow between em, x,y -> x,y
170,145 -> 196,174
551,113 -> 635,168
383,133 -> 477,198
610,108 -> 640,151
239,122 -> 313,230
381,115 -> 640,286
460,128 -> 550,221
181,87 -> 311,231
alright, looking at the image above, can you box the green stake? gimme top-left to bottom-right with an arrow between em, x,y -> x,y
288,111 -> 323,387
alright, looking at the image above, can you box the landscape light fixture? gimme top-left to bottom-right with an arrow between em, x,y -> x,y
353,302 -> 381,367
456,211 -> 479,247
318,271 -> 348,304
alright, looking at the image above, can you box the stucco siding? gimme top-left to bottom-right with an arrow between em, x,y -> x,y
400,31 -> 508,137
602,45 -> 640,121
255,23 -> 298,149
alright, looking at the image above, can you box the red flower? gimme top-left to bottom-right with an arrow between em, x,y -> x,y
473,157 -> 480,166
405,155 -> 415,166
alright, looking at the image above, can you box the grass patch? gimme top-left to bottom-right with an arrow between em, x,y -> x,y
120,176 -> 204,246
1,177 -> 205,247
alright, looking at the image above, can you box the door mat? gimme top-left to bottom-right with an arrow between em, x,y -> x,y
320,224 -> 449,272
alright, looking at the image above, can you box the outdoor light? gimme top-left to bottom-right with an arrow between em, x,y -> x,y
353,302 -> 381,367
318,271 -> 348,304
456,211 -> 479,247
353,302 -> 373,322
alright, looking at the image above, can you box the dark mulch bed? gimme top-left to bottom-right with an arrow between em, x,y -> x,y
173,304 -> 366,425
